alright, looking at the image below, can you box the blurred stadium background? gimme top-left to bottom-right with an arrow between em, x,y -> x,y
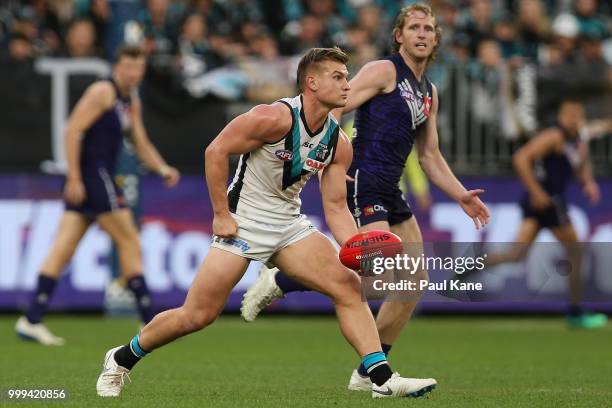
0,0 -> 611,405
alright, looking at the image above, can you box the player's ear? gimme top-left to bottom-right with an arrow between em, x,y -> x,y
394,28 -> 403,47
305,74 -> 318,92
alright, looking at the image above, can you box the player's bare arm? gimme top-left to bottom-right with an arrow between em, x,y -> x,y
416,85 -> 490,229
513,128 -> 562,210
63,81 -> 114,205
320,131 -> 358,246
204,103 -> 292,238
336,60 -> 396,118
576,143 -> 600,205
130,94 -> 180,187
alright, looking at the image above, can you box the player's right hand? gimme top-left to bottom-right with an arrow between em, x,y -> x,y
212,212 -> 239,238
64,178 -> 86,205
530,190 -> 551,210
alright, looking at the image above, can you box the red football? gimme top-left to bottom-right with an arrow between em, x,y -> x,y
339,230 -> 403,271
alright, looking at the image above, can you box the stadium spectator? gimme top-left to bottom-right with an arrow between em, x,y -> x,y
467,39 -> 506,131
6,31 -> 34,61
247,30 -> 280,61
186,0 -> 231,36
516,0 -> 550,62
304,0 -> 346,42
457,0 -> 496,57
550,13 -> 581,63
139,0 -> 181,55
343,23 -> 379,70
63,19 -> 99,57
355,4 -> 389,53
219,0 -> 264,36
78,0 -> 111,52
493,15 -> 525,65
280,14 -> 325,55
177,12 -> 226,77
574,0 -> 609,38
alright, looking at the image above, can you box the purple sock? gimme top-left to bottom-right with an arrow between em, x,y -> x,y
274,271 -> 310,293
25,275 -> 58,324
127,276 -> 155,323
358,343 -> 392,377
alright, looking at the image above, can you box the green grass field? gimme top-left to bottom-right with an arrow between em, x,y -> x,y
1,315 -> 610,407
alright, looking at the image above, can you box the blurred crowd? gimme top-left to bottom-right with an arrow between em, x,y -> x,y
0,1 -> 610,123
0,0 -> 609,67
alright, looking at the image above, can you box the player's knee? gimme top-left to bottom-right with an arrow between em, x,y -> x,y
327,267 -> 362,304
180,308 -> 218,334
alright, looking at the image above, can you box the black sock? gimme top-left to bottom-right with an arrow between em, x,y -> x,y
369,363 -> 393,386
114,335 -> 149,370
361,351 -> 393,386
127,276 -> 154,323
275,272 -> 310,293
25,274 -> 58,324
358,343 -> 393,376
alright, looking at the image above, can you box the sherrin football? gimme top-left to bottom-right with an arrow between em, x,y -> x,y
339,230 -> 403,271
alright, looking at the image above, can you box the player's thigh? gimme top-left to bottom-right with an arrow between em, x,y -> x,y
390,216 -> 422,243
97,208 -> 139,244
515,218 -> 541,243
359,220 -> 391,233
390,216 -> 426,280
50,211 -> 91,253
183,248 -> 250,316
271,232 -> 360,298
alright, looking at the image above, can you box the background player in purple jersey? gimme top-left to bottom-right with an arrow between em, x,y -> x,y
455,100 -> 607,329
15,46 -> 180,346
240,3 -> 490,390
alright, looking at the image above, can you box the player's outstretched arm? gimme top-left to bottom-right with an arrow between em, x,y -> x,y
320,131 -> 359,246
512,129 -> 561,209
63,81 -> 114,205
416,85 -> 490,229
130,94 -> 180,187
337,60 -> 396,118
205,103 -> 292,237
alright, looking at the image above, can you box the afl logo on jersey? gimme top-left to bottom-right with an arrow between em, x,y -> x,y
275,149 -> 293,161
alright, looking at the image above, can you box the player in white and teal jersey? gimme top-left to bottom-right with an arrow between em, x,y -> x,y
97,47 -> 437,399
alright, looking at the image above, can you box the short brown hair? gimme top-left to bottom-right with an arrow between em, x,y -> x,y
296,47 -> 349,92
114,45 -> 145,63
392,3 -> 442,63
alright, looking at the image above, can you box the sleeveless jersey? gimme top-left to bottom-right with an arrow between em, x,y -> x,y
80,80 -> 133,173
349,53 -> 433,188
535,125 -> 582,196
227,95 -> 340,221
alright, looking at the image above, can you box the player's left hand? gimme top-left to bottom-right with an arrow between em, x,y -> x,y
159,165 -> 181,187
583,181 -> 600,205
458,189 -> 490,230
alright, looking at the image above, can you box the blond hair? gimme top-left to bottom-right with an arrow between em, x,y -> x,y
392,3 -> 442,63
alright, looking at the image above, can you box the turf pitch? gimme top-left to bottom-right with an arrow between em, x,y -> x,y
1,315 -> 610,407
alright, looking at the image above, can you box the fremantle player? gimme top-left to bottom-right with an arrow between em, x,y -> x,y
457,100 -> 607,329
96,47 -> 437,399
15,46 -> 180,345
240,3 -> 490,390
